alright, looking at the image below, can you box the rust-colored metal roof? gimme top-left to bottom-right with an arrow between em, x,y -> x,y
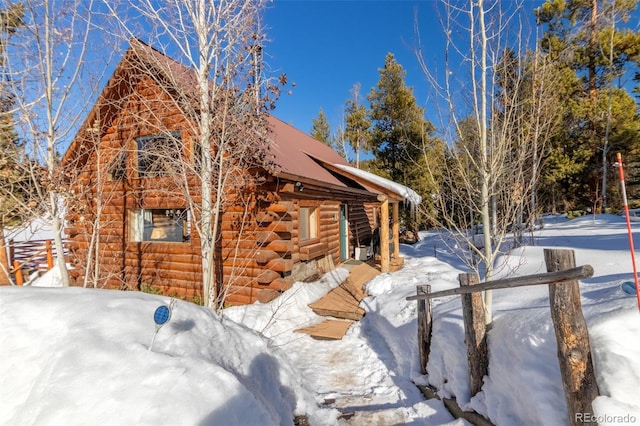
266,115 -> 353,187
61,39 -> 409,200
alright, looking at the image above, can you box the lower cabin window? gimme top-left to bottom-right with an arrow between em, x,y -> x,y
299,206 -> 318,242
129,208 -> 190,243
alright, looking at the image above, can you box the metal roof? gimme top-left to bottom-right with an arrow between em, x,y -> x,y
266,115 -> 352,187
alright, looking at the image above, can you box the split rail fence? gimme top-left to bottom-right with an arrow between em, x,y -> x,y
407,248 -> 600,426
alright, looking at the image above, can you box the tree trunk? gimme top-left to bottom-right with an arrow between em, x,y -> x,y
50,193 -> 71,287
0,217 -> 11,285
588,0 -> 598,105
478,0 -> 494,324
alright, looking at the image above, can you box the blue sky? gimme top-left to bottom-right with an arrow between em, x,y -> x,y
262,0 -> 447,135
262,0 -> 640,143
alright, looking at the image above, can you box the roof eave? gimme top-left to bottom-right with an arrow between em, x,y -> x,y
275,171 -> 379,201
309,160 -> 406,203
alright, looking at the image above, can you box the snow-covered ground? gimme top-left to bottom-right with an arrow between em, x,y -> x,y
1,214 -> 638,425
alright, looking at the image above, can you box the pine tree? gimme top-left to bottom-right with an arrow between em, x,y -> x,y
0,3 -> 25,284
536,0 -> 640,210
0,3 -> 27,223
367,53 -> 440,229
310,107 -> 331,146
367,53 -> 431,182
0,3 -> 23,157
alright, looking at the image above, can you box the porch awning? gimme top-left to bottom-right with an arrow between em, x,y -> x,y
332,164 -> 422,207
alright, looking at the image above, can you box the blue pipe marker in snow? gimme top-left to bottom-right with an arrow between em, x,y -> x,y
154,305 -> 171,326
149,299 -> 176,351
622,281 -> 637,296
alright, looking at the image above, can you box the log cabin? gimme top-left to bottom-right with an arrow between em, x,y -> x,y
61,39 -> 421,305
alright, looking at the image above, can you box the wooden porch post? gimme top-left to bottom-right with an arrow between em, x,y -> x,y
392,202 -> 400,260
379,194 -> 389,273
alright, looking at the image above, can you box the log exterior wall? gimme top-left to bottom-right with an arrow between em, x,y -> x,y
65,75 -> 379,306
66,75 -> 202,299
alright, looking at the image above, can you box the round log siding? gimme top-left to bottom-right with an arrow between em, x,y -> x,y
64,68 -> 381,306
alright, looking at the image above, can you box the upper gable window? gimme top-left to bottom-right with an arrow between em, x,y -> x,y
136,131 -> 181,178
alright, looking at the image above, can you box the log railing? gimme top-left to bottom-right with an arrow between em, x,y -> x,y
8,239 -> 64,285
409,249 -> 599,426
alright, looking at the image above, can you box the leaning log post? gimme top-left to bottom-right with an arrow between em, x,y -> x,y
417,284 -> 432,375
544,249 -> 599,426
46,240 -> 54,270
460,273 -> 488,398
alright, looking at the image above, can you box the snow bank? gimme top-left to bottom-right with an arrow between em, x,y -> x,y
413,215 -> 640,425
0,287 -> 326,425
2,214 -> 638,425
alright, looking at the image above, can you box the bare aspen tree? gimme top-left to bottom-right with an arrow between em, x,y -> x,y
5,0 -> 111,287
105,0 -> 276,310
344,83 -> 371,169
418,0 -> 562,323
66,111 -> 131,289
332,114 -> 350,161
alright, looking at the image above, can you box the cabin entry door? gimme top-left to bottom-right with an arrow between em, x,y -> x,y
339,204 -> 348,262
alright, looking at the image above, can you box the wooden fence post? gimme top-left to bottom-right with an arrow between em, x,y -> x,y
460,273 -> 488,398
544,249 -> 599,426
13,261 -> 23,286
46,240 -> 54,270
417,284 -> 432,375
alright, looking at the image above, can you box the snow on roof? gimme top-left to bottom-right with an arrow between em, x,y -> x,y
333,164 -> 423,206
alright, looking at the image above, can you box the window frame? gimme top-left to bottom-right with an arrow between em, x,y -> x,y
299,205 -> 319,244
128,208 -> 191,243
135,131 -> 181,178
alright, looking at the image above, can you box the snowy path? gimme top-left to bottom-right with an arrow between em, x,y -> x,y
309,322 -> 456,425
225,265 -> 460,425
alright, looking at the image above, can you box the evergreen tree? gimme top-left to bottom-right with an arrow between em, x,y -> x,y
344,83 -> 371,169
0,3 -> 25,284
1,2 -> 27,219
536,0 -> 640,210
367,53 -> 428,183
367,53 -> 440,229
310,107 -> 331,146
0,3 -> 23,156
